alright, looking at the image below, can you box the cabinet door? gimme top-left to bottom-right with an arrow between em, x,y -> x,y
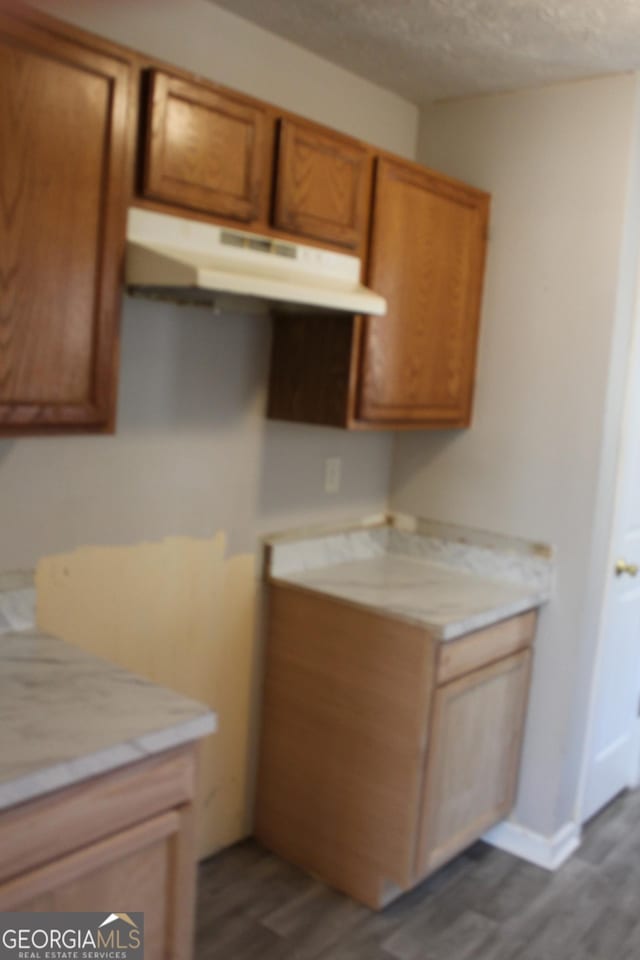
143,70 -> 271,223
359,157 -> 489,425
416,650 -> 531,879
273,118 -> 371,250
0,810 -> 195,960
0,12 -> 131,433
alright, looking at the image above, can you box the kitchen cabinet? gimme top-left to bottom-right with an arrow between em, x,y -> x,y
255,584 -> 536,909
273,117 -> 372,250
140,69 -> 489,428
359,157 -> 489,424
0,9 -> 132,434
267,156 -> 490,428
0,746 -> 197,960
138,64 -> 488,428
143,69 -> 273,224
142,79 -> 371,252
2,6 -> 489,436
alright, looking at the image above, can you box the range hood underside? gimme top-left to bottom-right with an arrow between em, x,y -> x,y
126,284 -> 360,316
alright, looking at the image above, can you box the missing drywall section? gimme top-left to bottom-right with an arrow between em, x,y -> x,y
36,534 -> 258,858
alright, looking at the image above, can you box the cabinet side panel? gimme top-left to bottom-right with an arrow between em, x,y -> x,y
255,584 -> 435,905
267,313 -> 357,427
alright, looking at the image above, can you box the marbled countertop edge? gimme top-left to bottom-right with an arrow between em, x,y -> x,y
0,570 -> 36,635
271,571 -> 549,642
0,628 -> 216,812
264,514 -> 554,641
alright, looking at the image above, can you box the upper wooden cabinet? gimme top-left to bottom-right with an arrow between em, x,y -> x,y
273,118 -> 371,250
142,69 -> 272,223
358,158 -> 489,425
138,70 -> 489,430
2,7 -> 489,436
268,157 -> 490,429
0,10 -> 132,434
142,91 -> 371,250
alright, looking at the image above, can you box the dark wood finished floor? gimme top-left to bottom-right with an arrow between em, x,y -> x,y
196,787 -> 640,960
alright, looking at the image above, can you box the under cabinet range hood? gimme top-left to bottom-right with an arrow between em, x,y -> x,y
125,208 -> 387,316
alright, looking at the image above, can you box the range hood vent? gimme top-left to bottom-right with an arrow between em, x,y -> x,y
126,208 -> 387,316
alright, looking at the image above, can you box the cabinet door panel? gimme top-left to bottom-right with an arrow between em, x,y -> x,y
416,650 -> 531,879
144,70 -> 270,223
0,810 -> 194,960
359,158 -> 489,425
274,118 -> 370,250
0,13 -> 130,432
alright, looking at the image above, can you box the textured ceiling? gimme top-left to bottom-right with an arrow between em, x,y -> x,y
209,0 -> 640,103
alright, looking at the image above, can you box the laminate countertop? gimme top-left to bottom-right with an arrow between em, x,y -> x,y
0,629 -> 216,813
265,514 -> 555,641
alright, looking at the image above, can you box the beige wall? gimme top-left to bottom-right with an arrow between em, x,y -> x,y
4,0 -> 419,855
392,75 -> 640,837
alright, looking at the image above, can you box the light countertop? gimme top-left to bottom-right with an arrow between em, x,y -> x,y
0,629 -> 216,812
265,514 -> 554,640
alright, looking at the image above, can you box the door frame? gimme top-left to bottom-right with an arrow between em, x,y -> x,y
576,199 -> 640,823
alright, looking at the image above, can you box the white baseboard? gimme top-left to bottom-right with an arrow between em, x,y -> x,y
482,819 -> 581,871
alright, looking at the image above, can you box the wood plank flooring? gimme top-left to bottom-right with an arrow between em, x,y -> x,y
196,786 -> 640,960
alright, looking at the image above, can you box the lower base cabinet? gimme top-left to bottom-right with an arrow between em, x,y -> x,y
0,746 -> 198,960
255,584 -> 536,909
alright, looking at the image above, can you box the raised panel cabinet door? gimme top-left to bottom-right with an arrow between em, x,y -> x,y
0,809 -> 196,960
359,157 -> 490,425
273,118 -> 371,250
0,13 -> 131,433
415,650 -> 532,880
143,69 -> 271,223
